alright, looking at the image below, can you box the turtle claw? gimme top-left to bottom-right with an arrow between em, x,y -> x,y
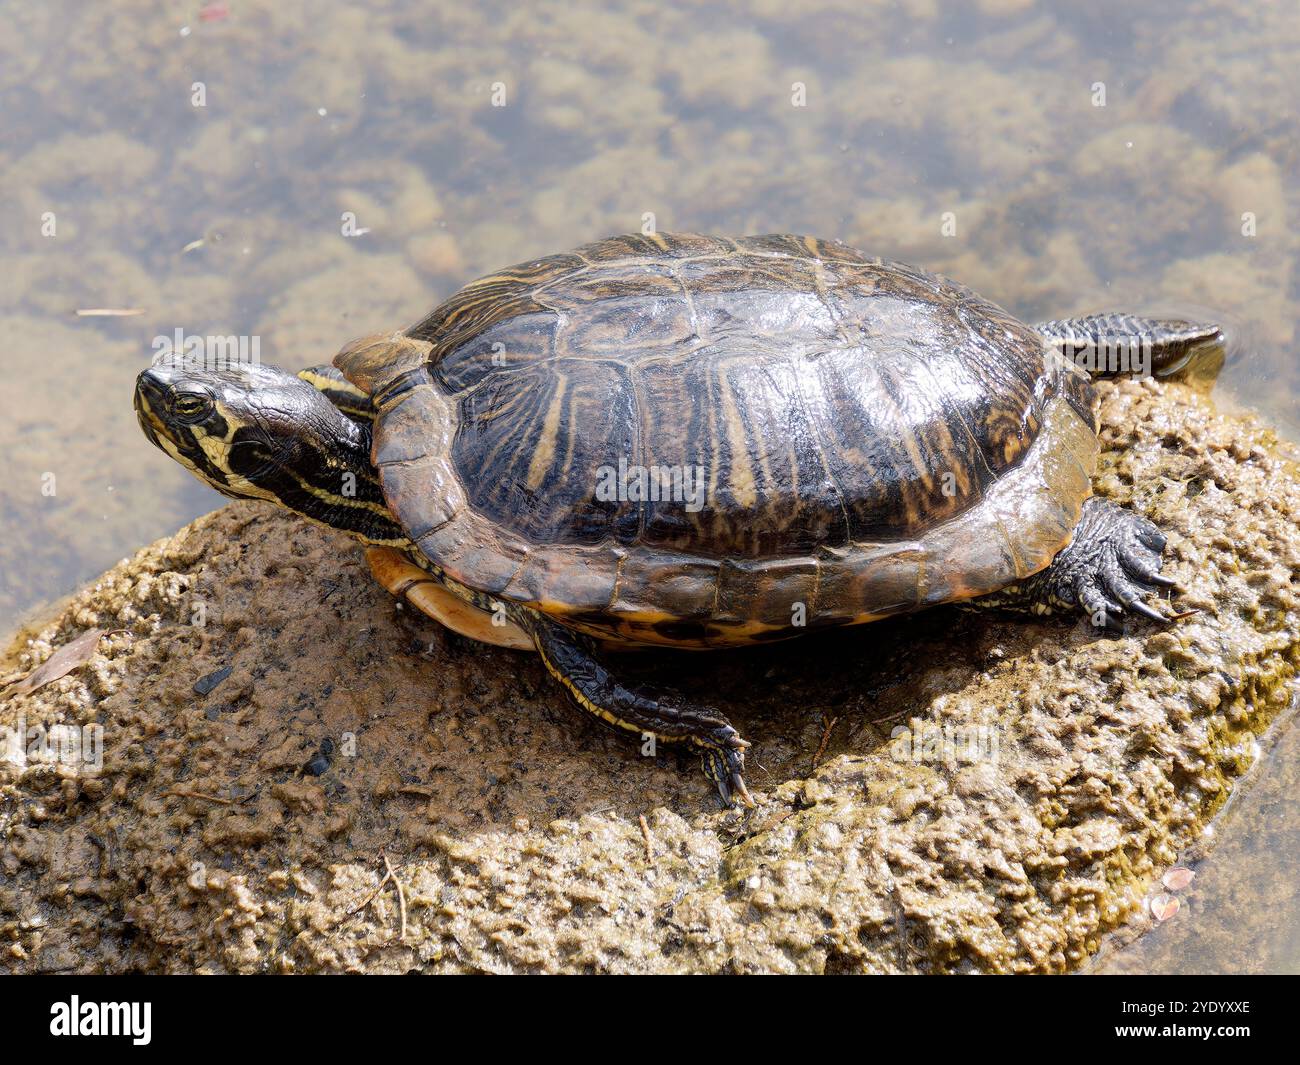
1024,498 -> 1178,632
1080,587 -> 1126,632
1118,600 -> 1170,624
1094,611 -> 1124,634
1081,594 -> 1118,629
1097,565 -> 1168,628
1086,502 -> 1175,630
703,740 -> 754,809
1126,599 -> 1168,624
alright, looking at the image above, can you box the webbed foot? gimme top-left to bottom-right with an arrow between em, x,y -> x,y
1021,497 -> 1176,631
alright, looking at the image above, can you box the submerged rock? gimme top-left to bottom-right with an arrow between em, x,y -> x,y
1,376 -> 1297,974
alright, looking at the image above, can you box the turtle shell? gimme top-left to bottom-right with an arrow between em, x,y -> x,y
336,233 -> 1098,648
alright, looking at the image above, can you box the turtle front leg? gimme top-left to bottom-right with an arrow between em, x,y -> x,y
296,364 -> 376,423
979,498 -> 1176,631
518,609 -> 754,808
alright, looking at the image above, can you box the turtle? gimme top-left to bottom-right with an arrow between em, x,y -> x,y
134,232 -> 1222,807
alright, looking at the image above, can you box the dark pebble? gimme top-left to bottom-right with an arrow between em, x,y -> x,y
193,665 -> 233,697
304,754 -> 331,776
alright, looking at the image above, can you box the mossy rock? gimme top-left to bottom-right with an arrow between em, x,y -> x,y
1,377 -> 1297,973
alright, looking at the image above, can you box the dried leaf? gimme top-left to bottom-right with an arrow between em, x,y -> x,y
1163,867 -> 1196,891
1150,894 -> 1180,922
5,629 -> 106,697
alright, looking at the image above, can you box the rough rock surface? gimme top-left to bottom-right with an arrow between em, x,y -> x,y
2,377 -> 1297,974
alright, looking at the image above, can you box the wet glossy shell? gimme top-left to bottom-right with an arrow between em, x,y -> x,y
336,233 -> 1098,648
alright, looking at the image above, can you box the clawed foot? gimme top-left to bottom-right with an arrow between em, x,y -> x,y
1028,497 -> 1177,631
700,726 -> 754,809
526,609 -> 758,810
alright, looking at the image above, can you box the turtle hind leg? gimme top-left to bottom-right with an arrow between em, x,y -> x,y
977,498 -> 1176,632
519,609 -> 754,808
1035,314 -> 1223,379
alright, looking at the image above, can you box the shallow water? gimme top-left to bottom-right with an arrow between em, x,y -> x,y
1091,693 -> 1300,975
1,0 -> 1297,970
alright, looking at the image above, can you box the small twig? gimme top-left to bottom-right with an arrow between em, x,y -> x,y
638,814 -> 655,863
346,867 -> 393,917
812,716 -> 839,767
875,706 -> 913,726
382,850 -> 408,943
162,788 -> 233,804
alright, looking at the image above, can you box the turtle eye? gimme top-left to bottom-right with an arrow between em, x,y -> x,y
172,391 -> 212,421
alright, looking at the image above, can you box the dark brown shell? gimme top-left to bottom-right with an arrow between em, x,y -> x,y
337,233 -> 1098,648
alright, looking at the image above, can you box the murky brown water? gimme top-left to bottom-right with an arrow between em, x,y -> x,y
1,0 -> 1296,970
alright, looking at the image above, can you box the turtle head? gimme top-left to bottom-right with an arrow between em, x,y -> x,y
134,358 -> 406,545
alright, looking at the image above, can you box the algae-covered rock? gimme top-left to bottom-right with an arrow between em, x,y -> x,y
1,377 -> 1297,974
